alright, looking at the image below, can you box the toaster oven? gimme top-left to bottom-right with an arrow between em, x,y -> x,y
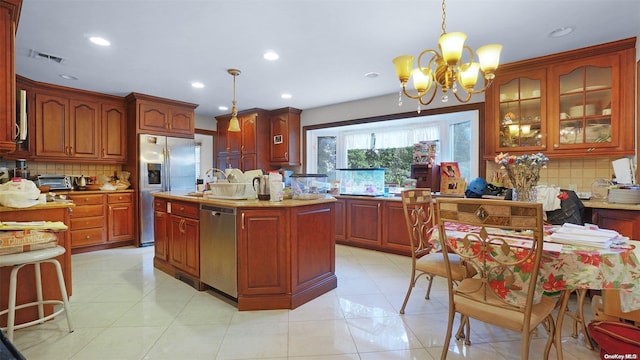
33,175 -> 73,191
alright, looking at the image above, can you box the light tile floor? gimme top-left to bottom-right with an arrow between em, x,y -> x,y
9,245 -> 601,359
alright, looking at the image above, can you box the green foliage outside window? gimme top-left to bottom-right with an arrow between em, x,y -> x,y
347,147 -> 413,185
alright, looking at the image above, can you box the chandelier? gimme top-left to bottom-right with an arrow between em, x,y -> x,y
392,0 -> 502,108
227,68 -> 241,132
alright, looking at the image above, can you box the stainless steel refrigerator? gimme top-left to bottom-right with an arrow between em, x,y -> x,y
139,134 -> 196,246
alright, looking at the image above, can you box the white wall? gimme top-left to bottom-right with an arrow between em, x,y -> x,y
301,91 -> 485,127
195,114 -> 217,131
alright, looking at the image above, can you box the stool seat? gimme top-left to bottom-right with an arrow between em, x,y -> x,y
0,245 -> 73,342
0,246 -> 66,267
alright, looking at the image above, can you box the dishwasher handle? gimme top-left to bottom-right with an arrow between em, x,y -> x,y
201,204 -> 236,215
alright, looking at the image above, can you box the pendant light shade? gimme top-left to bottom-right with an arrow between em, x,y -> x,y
227,69 -> 241,132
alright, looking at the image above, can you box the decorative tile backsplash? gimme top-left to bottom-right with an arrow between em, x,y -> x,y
486,157 -> 625,193
0,160 -> 121,179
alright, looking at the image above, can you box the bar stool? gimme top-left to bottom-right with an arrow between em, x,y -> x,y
0,245 -> 73,342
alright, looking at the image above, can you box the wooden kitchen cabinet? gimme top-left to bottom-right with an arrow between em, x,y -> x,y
68,193 -> 106,248
484,38 -> 635,159
215,109 -> 269,171
591,208 -> 640,240
126,92 -> 197,137
101,101 -> 127,161
153,198 -> 169,261
168,200 -> 200,278
269,107 -> 301,166
68,190 -> 136,252
336,196 -> 413,256
0,0 -> 20,155
107,192 -> 134,242
486,68 -> 548,154
334,198 -> 346,241
381,200 -> 411,253
345,199 -> 382,247
137,101 -> 194,136
22,77 -> 128,163
34,94 -> 100,160
238,209 -> 288,297
237,203 -> 336,310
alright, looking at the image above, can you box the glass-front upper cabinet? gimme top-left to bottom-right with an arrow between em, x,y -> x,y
483,38 -> 634,160
550,54 -> 620,152
488,68 -> 547,153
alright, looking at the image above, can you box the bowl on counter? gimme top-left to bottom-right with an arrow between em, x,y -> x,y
84,184 -> 101,190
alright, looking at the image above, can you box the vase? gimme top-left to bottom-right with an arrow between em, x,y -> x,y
513,186 -> 537,202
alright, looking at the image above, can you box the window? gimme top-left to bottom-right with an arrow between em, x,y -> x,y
306,110 -> 479,185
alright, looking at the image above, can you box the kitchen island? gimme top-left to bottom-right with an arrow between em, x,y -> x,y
0,202 -> 74,327
152,192 -> 337,311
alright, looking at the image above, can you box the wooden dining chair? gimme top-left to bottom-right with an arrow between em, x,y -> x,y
399,189 -> 473,317
435,198 -> 561,360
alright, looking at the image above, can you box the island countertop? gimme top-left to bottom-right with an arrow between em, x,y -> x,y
152,191 -> 337,208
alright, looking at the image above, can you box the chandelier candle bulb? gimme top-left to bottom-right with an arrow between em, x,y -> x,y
392,0 -> 502,107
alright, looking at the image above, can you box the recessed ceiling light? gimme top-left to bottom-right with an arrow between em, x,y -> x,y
281,93 -> 292,99
191,82 -> 204,88
549,26 -> 574,38
218,105 -> 229,111
89,36 -> 111,46
59,74 -> 78,80
263,51 -> 279,61
364,72 -> 379,78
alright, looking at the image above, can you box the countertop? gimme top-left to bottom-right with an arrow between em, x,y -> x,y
0,201 -> 75,213
153,191 -> 337,208
53,189 -> 135,194
336,194 -> 640,211
581,200 -> 640,211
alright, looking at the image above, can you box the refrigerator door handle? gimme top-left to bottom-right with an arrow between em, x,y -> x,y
162,148 -> 171,191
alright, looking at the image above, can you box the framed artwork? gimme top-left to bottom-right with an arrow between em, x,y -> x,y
440,162 -> 465,195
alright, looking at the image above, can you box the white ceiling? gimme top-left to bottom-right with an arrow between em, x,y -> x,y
15,0 -> 640,118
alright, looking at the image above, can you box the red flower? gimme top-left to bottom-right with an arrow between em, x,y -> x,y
577,252 -> 603,267
515,249 -> 535,273
557,191 -> 569,200
490,279 -> 509,299
543,273 -> 566,291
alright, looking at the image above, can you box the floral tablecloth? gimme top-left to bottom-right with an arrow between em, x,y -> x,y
432,225 -> 640,311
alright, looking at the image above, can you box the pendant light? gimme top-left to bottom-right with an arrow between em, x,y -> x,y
227,68 -> 241,132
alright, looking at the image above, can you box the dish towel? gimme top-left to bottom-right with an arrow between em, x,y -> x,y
536,185 -> 561,211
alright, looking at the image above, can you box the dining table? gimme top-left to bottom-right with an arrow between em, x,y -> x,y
431,224 -> 640,358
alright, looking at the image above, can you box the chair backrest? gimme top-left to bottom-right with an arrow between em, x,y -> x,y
436,198 -> 545,310
401,189 -> 435,257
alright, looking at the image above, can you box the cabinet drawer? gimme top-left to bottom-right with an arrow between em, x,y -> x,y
169,201 -> 199,219
70,216 -> 104,230
68,194 -> 104,205
107,193 -> 132,204
154,199 -> 167,212
70,204 -> 104,218
71,228 -> 105,247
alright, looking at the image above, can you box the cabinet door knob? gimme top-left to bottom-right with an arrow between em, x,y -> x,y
554,144 -> 559,148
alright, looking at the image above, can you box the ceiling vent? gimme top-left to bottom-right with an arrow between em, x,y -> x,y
28,49 -> 66,64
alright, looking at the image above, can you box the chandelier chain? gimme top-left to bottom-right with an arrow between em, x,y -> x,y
441,0 -> 446,34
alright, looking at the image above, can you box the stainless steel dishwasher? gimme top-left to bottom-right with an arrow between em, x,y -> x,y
200,204 -> 237,298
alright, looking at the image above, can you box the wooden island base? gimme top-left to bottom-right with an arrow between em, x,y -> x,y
153,193 -> 337,311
